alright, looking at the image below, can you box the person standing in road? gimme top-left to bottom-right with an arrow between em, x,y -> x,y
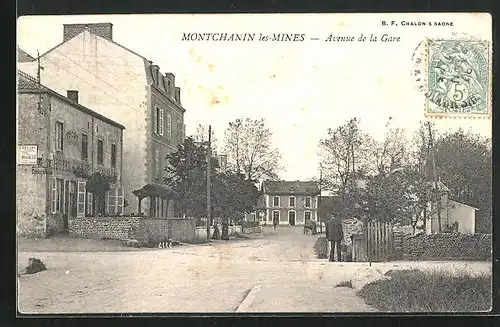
273,215 -> 278,230
325,214 -> 344,262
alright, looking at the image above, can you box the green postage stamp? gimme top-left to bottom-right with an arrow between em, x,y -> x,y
412,38 -> 492,119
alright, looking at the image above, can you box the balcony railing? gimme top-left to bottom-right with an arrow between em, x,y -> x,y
52,154 -> 117,180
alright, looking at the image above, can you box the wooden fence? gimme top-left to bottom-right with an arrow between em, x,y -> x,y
364,221 -> 394,262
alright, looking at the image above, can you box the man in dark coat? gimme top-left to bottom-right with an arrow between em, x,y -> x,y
325,214 -> 343,262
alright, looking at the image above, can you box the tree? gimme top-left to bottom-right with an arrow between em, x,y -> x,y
370,118 -> 409,176
223,118 -> 283,181
318,118 -> 371,207
164,137 -> 219,219
86,172 -> 111,217
434,128 -> 492,233
356,168 -> 431,230
212,172 -> 259,239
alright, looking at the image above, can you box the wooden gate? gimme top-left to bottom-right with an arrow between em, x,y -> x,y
364,221 -> 394,262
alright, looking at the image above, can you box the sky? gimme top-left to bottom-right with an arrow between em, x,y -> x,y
17,13 -> 492,181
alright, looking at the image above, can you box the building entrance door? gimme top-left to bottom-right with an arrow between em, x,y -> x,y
288,211 -> 296,226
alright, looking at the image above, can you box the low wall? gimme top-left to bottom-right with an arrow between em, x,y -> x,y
394,232 -> 492,261
69,217 -> 140,240
69,217 -> 196,244
135,218 -> 195,244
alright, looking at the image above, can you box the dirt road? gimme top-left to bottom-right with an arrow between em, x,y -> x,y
17,227 -> 490,313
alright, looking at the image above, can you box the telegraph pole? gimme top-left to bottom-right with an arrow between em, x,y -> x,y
206,125 -> 212,240
427,122 -> 442,232
36,50 -> 43,113
318,163 -> 323,233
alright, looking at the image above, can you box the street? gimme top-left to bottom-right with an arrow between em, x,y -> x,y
17,227 -> 490,313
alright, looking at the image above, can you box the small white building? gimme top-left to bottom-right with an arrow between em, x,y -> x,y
425,181 -> 478,234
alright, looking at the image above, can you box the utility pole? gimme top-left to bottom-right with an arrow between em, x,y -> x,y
206,125 -> 212,241
318,163 -> 323,233
427,122 -> 442,232
36,50 -> 43,113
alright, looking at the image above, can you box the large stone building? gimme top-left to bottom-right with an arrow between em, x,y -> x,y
17,70 -> 125,236
250,180 -> 321,226
18,22 -> 186,217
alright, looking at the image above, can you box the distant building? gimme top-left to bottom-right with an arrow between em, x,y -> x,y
425,181 -> 478,234
248,180 -> 321,226
212,150 -> 228,172
17,70 -> 125,237
17,22 -> 186,217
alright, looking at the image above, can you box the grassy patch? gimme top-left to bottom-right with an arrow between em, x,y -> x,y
336,280 -> 353,288
357,269 -> 492,312
314,236 -> 327,259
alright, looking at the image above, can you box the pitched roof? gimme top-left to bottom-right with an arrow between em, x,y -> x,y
17,70 -> 125,130
262,180 -> 320,195
17,48 -> 35,62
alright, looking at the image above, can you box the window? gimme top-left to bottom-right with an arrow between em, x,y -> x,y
154,107 -> 164,136
305,196 -> 311,208
97,139 -> 104,164
111,143 -> 117,168
273,196 -> 280,207
305,211 -> 312,220
55,122 -> 64,151
167,113 -> 172,140
289,196 -> 295,207
76,181 -> 86,217
51,178 -> 64,213
81,134 -> 88,161
177,120 -> 183,142
159,109 -> 164,136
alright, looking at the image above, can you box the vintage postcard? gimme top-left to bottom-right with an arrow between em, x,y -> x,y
16,13 -> 492,314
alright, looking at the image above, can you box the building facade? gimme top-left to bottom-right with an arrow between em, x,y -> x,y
17,70 -> 125,236
252,181 -> 320,226
17,22 -> 186,217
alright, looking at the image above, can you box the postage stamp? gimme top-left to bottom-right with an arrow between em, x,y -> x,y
411,38 -> 492,119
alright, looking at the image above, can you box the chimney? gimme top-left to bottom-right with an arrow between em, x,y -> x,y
151,64 -> 160,84
63,23 -> 113,42
165,73 -> 175,97
67,90 -> 79,103
175,87 -> 181,104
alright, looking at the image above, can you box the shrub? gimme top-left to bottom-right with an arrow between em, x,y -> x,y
24,258 -> 47,275
358,269 -> 492,312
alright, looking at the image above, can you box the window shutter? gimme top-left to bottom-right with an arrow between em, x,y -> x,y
117,187 -> 124,215
159,109 -> 164,136
167,114 -> 172,140
87,192 -> 93,216
77,181 -> 86,217
108,188 -> 116,215
154,107 -> 158,134
51,177 -> 57,214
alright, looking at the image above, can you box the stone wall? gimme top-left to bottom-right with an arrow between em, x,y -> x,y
393,232 -> 492,261
69,217 -> 140,240
68,217 -> 196,244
